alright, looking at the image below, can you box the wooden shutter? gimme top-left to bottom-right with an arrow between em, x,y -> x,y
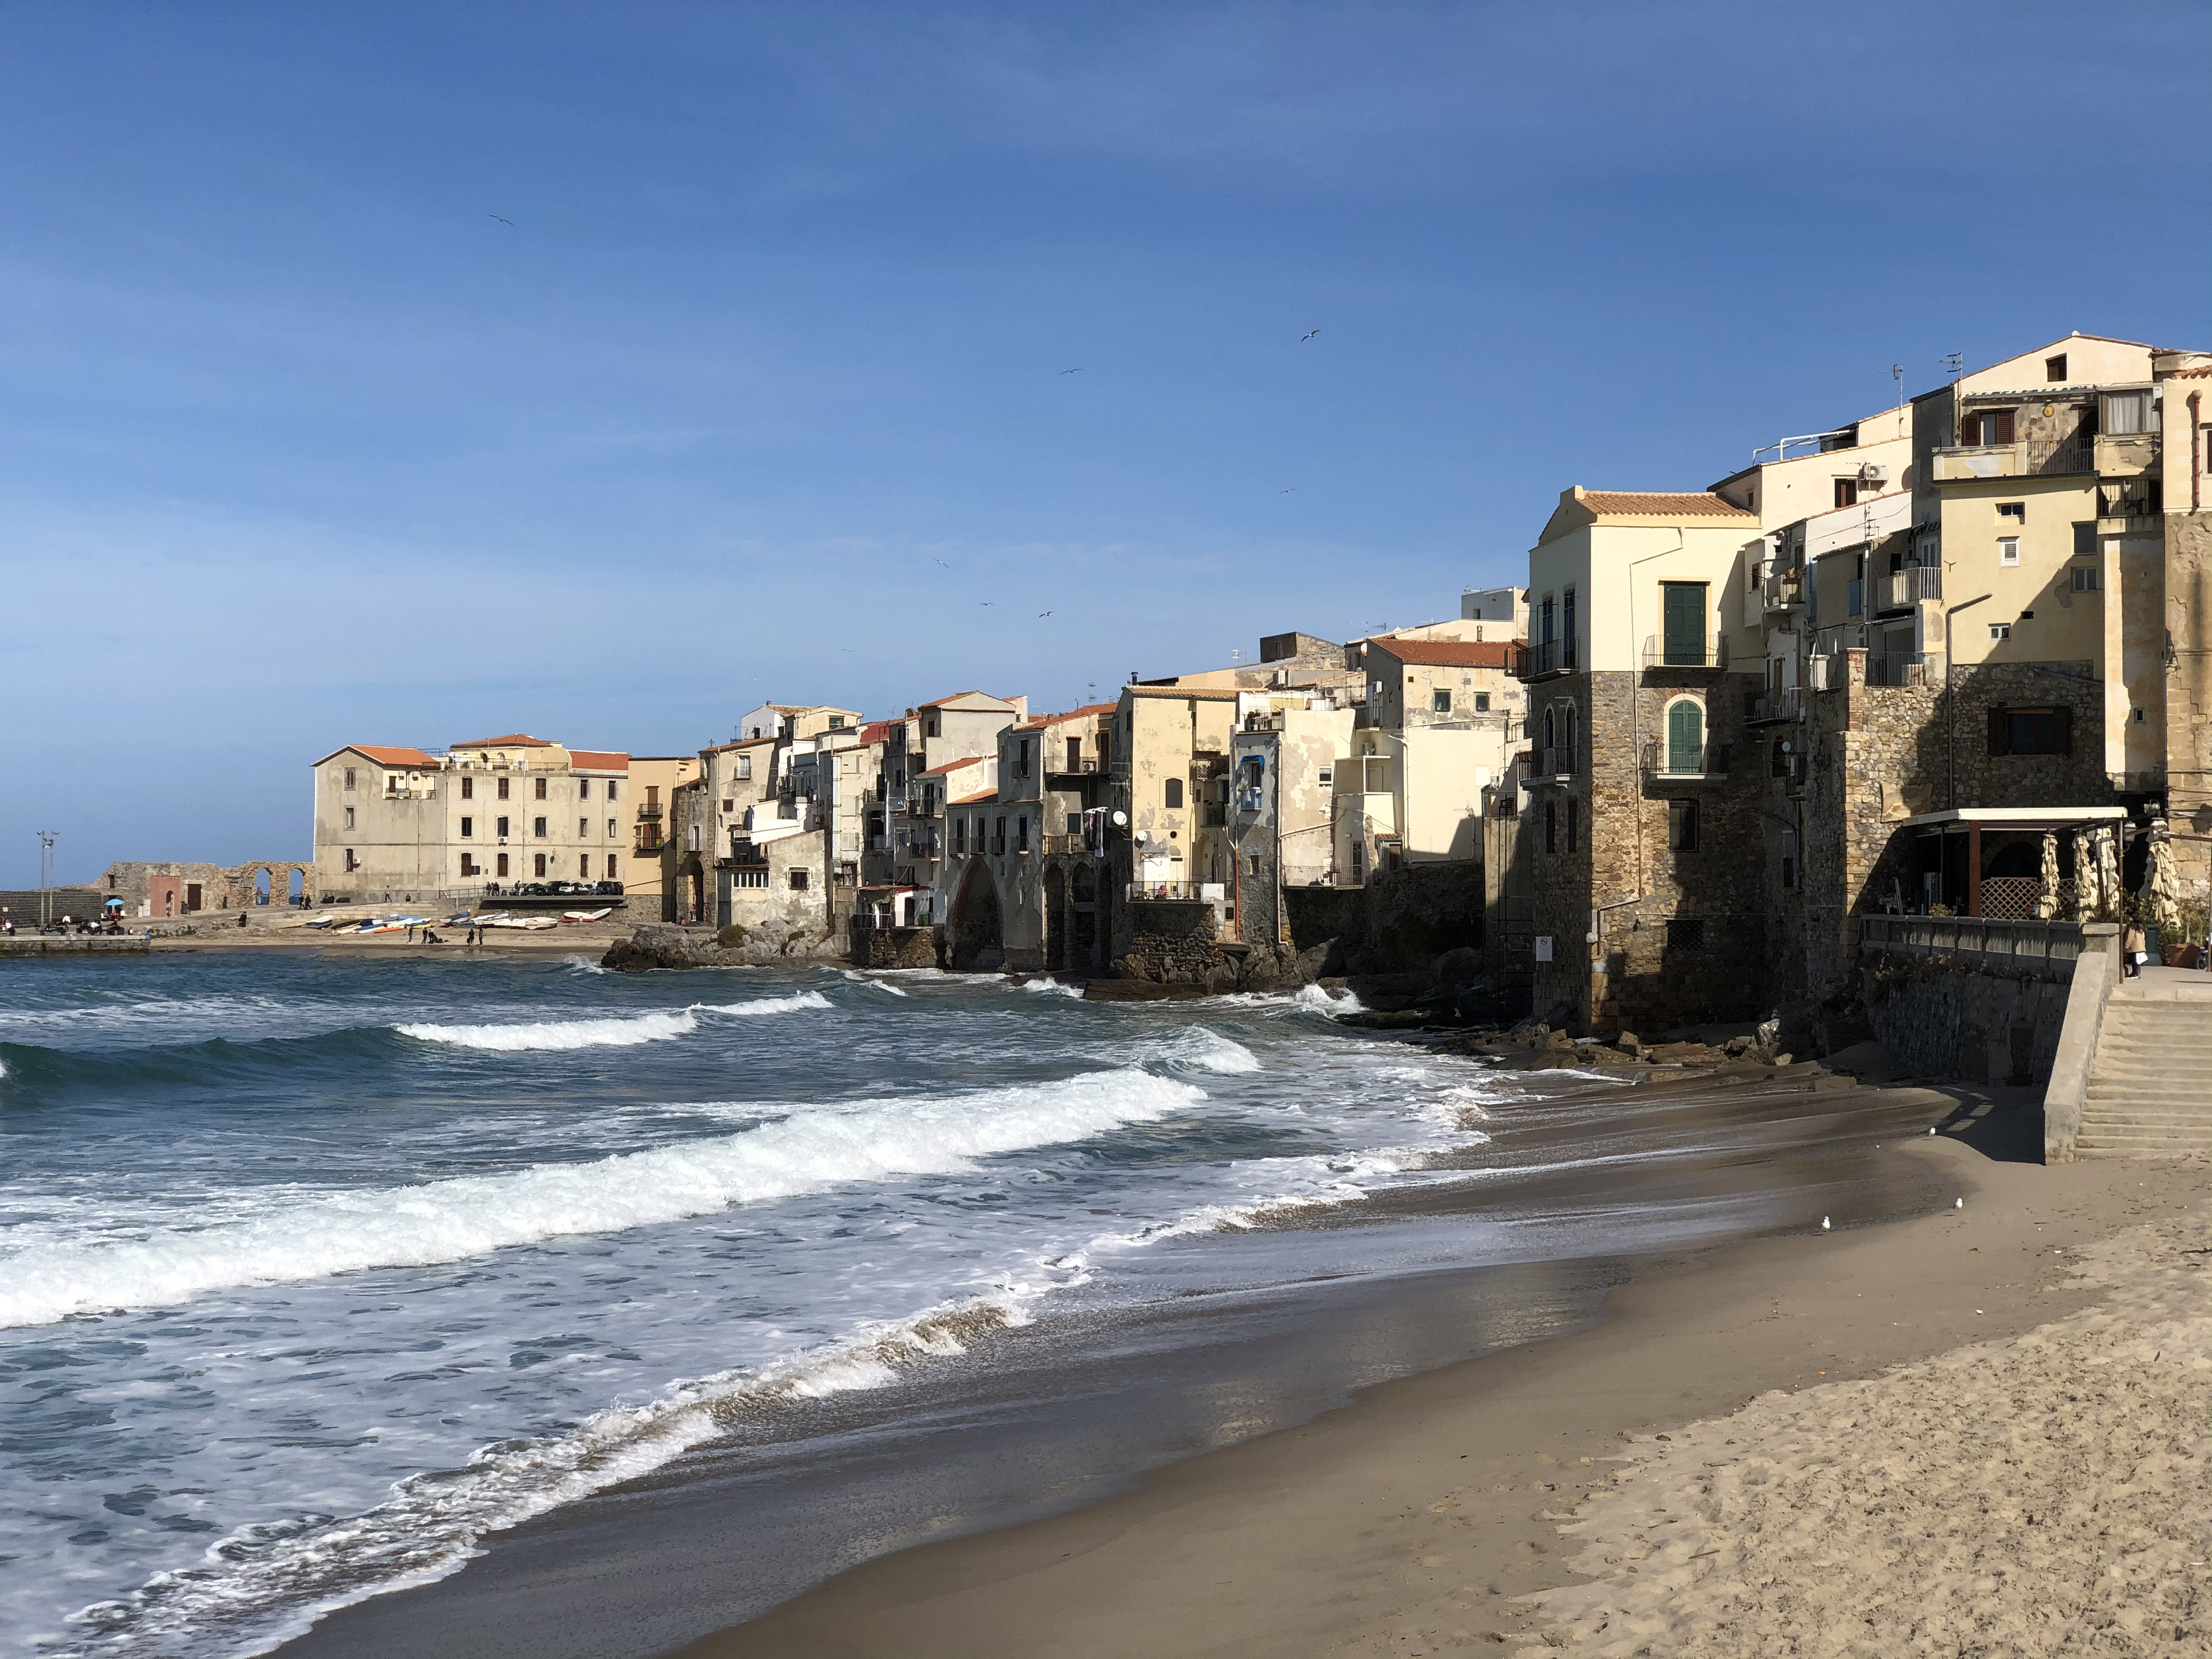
1993,408 -> 2015,445
1667,700 -> 1705,772
1662,582 -> 1707,665
1987,706 -> 2011,756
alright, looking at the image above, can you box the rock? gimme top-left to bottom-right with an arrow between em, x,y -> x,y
601,921 -> 844,972
1432,946 -> 1484,989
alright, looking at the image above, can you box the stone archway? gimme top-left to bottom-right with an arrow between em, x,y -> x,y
1071,864 -> 1099,971
947,858 -> 1005,972
1044,864 -> 1070,973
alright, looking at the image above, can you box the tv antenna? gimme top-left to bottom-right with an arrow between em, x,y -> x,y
1892,363 -> 1904,409
1940,352 -> 1964,380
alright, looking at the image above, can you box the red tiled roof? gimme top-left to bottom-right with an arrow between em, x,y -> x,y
1576,491 -> 1756,520
951,787 -> 999,805
327,744 -> 435,768
568,750 -> 630,771
1366,636 -> 1526,669
1013,700 -> 1118,731
922,756 -> 990,775
857,722 -> 893,744
452,733 -> 552,748
1126,685 -> 1241,701
916,690 -> 1017,709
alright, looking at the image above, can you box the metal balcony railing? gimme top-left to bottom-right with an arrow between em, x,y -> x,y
1536,744 -> 1578,778
1047,756 -> 1100,775
2100,477 -> 2163,519
1642,637 -> 1728,669
633,805 -> 664,821
1521,638 -> 1566,678
1644,740 -> 1731,779
1865,651 -> 1940,688
1126,881 -> 1210,902
1761,569 -> 1804,613
1876,567 -> 1943,609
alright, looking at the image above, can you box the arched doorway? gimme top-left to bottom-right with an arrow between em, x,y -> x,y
948,858 -> 1005,972
255,869 -> 273,906
288,868 -> 306,906
1045,865 -> 1068,973
1071,864 -> 1099,971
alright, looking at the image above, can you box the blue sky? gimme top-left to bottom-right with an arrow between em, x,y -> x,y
4,1 -> 2209,883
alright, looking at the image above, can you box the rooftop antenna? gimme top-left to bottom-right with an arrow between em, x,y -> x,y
1892,362 -> 1904,410
1940,352 -> 1964,381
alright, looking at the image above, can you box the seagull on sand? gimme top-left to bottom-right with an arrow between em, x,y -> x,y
1300,328 -> 1319,342
1821,1216 -> 1831,1231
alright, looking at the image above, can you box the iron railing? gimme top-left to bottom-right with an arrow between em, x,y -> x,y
1644,740 -> 1731,779
1858,914 -> 2085,982
1126,881 -> 1211,902
1642,637 -> 1728,669
1876,567 -> 1942,609
1865,651 -> 1940,688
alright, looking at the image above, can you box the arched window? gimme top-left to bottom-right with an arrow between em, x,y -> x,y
1563,704 -> 1579,766
1542,706 -> 1556,748
1165,778 -> 1184,809
1666,698 -> 1705,774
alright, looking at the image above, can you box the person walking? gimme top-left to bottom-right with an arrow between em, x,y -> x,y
2122,917 -> 2148,978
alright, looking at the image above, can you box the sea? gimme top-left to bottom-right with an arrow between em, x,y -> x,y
0,950 -> 1939,1657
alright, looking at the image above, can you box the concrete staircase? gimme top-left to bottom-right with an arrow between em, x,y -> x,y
2076,973 -> 2212,1156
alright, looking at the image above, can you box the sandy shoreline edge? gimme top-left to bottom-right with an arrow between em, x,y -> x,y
664,1130 -> 2205,1659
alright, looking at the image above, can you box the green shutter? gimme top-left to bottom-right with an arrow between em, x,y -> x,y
1662,583 -> 1707,665
1667,700 -> 1704,774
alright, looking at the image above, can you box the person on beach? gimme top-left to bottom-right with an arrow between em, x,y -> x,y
2123,918 -> 2147,977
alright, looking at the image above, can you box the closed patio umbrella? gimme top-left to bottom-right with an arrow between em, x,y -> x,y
2038,831 -> 2060,920
2095,825 -> 2123,924
2141,817 -> 2180,941
2072,828 -> 2099,921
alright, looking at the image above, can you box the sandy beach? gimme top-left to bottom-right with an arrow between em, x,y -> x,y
666,1128 -> 2208,1659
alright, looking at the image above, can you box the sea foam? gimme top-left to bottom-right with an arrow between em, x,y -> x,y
395,991 -> 831,1050
0,1067 -> 1203,1328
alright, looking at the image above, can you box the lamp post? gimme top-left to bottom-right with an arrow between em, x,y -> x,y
36,830 -> 56,928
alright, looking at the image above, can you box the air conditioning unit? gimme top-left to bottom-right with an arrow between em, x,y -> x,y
1858,461 -> 1888,484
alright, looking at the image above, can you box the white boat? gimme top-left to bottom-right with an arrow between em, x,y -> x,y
561,907 -> 613,923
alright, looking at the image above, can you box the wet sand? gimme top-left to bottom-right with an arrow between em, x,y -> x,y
262,1073 -> 2188,1659
654,1121 -> 2205,1659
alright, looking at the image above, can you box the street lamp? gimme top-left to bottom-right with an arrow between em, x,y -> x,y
36,830 -> 56,928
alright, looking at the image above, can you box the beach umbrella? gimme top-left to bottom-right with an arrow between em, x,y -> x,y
2038,831 -> 2060,920
2072,828 -> 2098,920
2141,817 -> 2181,938
2095,825 -> 2122,922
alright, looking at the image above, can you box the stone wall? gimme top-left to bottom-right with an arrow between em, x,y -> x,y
1863,956 -> 2074,1084
2167,510 -> 2212,904
1279,862 -> 1483,980
853,925 -> 940,968
1120,898 -> 1230,985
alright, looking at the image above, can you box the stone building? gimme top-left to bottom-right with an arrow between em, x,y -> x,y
310,735 -> 635,905
87,859 -> 316,918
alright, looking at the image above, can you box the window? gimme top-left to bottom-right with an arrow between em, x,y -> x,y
1666,917 -> 1706,951
607,781 -> 618,802
533,853 -> 547,877
926,713 -> 941,738
497,853 -> 509,877
461,853 -> 476,877
1165,778 -> 1184,809
1432,688 -> 1452,714
1834,478 -> 1858,510
606,854 -> 618,878
343,806 -> 355,829
2104,391 -> 2154,435
460,776 -> 473,800
578,779 -> 591,800
533,816 -> 548,838
737,755 -> 753,780
1988,706 -> 2071,756
1544,801 -> 1557,854
1248,853 -> 1262,876
1562,586 -> 1577,669
734,867 -> 768,889
1016,739 -> 1032,778
1317,767 -> 1333,788
2074,522 -> 2098,560
994,816 -> 1007,853
343,767 -> 357,790
789,868 -> 809,890
497,777 -> 510,800
1539,593 -> 1554,648
1990,623 -> 2012,642
579,854 -> 591,877
1660,582 -> 1708,665
2072,566 -> 2100,591
495,815 -> 510,837
460,816 -> 473,838
1669,799 -> 1700,852
828,715 -> 846,729
1962,408 -> 2016,446
1997,502 -> 2025,521
578,817 -> 588,837
608,817 -> 617,837
1782,855 -> 1797,890
1566,797 -> 1579,854
1016,815 -> 1030,852
342,850 -> 357,873
1998,536 -> 2019,566
1067,812 -> 1082,836
954,816 -> 967,854
1665,698 -> 1705,774
2046,353 -> 2068,383
534,778 -> 547,800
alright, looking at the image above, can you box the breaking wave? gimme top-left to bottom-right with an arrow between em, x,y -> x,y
1135,1026 -> 1262,1075
394,991 -> 831,1051
0,1067 -> 1204,1328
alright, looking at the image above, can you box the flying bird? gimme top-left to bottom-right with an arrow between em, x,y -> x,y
933,558 -> 950,567
490,214 -> 514,226
980,602 -> 994,607
1038,610 -> 1053,617
1280,488 -> 1297,493
1300,329 -> 1319,342
1061,368 -> 1083,375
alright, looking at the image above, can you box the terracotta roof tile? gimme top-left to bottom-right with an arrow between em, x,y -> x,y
452,733 -> 552,748
1367,636 -> 1527,669
1577,491 -> 1756,520
338,744 -> 436,768
567,750 -> 630,771
951,787 -> 999,805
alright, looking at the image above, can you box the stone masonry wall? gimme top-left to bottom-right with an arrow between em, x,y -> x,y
1864,959 -> 2074,1084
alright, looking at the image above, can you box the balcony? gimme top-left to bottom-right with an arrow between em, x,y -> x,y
1126,881 -> 1216,903
905,798 -> 940,820
2095,432 -> 2161,479
633,832 -> 666,854
1041,833 -> 1095,855
1865,650 -> 1942,688
1531,744 -> 1579,779
1201,805 -> 1227,827
1747,686 -> 1802,725
633,805 -> 664,822
1876,566 -> 1943,611
1046,755 -> 1100,776
1644,740 -> 1731,781
1520,638 -> 1575,679
1761,568 -> 1804,617
1642,637 -> 1729,670
1932,442 -> 2025,482
2099,477 -> 2163,520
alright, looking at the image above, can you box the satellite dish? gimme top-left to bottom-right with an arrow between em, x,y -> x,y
1110,810 -> 1128,826
1133,830 -> 1150,845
